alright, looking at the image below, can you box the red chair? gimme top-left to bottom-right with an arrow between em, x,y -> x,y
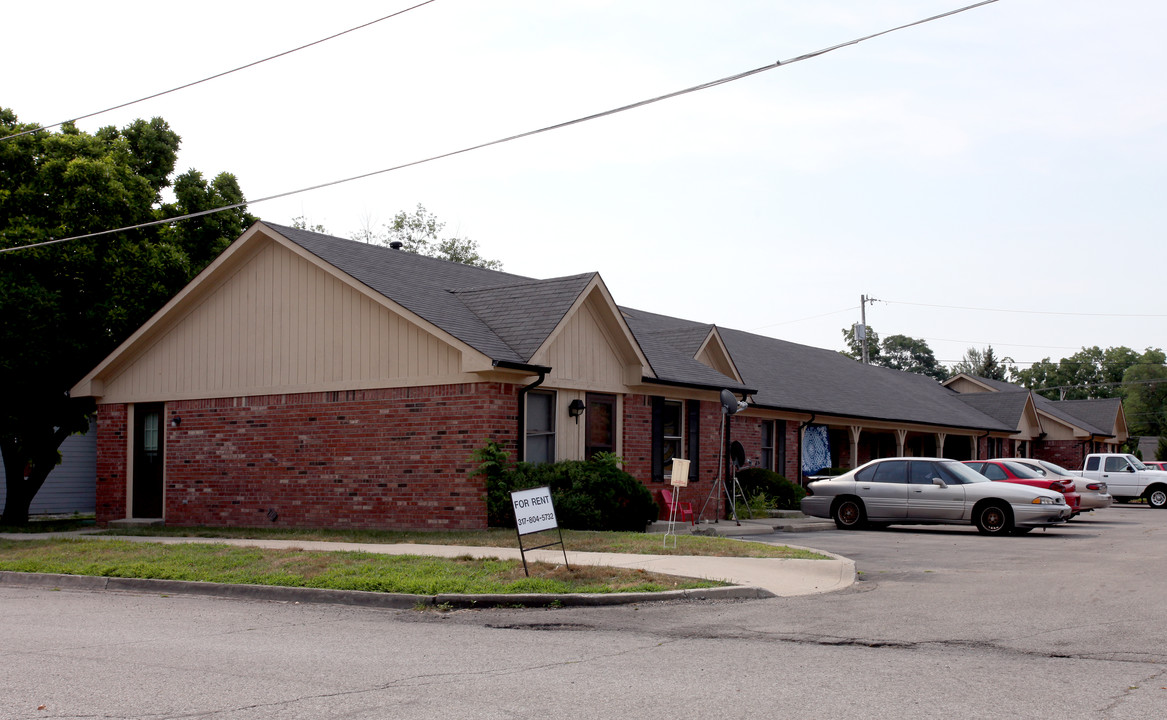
661,487 -> 695,525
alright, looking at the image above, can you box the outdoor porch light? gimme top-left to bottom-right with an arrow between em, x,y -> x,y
568,399 -> 586,423
170,416 -> 181,427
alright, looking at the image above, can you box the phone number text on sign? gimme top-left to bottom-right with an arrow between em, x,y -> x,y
511,486 -> 558,536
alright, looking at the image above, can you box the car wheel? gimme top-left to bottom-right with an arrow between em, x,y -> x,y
1147,488 -> 1167,509
833,498 -> 866,530
975,502 -> 1012,535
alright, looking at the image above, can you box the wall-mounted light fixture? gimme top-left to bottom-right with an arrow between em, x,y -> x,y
568,399 -> 586,424
170,416 -> 181,428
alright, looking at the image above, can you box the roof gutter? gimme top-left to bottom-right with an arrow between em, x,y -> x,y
747,401 -> 1009,435
640,376 -> 758,395
493,360 -> 553,374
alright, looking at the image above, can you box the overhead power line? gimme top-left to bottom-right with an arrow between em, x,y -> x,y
0,0 -> 1001,255
751,306 -> 859,331
0,0 -> 439,142
885,299 -> 1167,319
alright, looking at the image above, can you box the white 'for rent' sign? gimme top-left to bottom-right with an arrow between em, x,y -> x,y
511,486 -> 558,535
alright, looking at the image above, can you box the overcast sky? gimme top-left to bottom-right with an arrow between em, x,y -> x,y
5,1 -> 1165,369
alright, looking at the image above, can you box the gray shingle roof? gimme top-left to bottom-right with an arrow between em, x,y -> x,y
955,391 -> 1031,428
265,222 -> 1019,431
619,308 -> 753,392
949,374 -> 1119,437
715,327 -> 1013,431
1050,398 -> 1121,436
452,274 -> 596,361
271,223 -> 609,364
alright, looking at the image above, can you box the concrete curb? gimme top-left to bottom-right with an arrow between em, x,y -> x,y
0,570 -> 774,609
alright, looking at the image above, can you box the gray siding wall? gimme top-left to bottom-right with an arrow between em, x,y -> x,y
0,430 -> 97,515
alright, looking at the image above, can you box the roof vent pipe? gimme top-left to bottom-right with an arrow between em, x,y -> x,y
389,241 -> 403,250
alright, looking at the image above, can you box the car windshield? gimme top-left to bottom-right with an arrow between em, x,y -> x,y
1002,461 -> 1043,479
937,461 -> 989,484
1038,460 -> 1073,476
1128,455 -> 1149,471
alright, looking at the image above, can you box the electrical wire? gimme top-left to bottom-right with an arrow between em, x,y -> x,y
921,336 -> 1083,352
884,299 -> 1167,319
751,306 -> 859,331
0,0 -> 439,142
0,0 -> 1001,255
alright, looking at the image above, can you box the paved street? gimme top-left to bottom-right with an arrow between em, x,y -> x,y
4,505 -> 1166,719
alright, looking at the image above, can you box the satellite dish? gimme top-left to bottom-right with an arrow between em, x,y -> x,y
719,389 -> 747,415
730,441 -> 746,469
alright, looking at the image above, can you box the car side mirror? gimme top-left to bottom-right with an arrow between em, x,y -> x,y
932,478 -> 948,488
1128,466 -> 1137,473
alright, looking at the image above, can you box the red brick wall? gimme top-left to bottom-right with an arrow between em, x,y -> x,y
1033,439 -> 1089,471
95,404 -> 128,523
622,395 -> 652,482
96,383 -> 519,530
623,395 -> 724,521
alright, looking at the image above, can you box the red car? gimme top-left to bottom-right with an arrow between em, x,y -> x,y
1145,461 -> 1167,471
964,460 -> 1082,516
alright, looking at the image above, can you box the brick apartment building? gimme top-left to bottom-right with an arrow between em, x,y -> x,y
71,222 -> 1126,530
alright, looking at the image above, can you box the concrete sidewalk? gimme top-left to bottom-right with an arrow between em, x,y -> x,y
0,529 -> 854,607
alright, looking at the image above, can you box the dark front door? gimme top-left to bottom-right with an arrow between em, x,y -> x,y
585,393 -> 616,460
132,403 -> 165,518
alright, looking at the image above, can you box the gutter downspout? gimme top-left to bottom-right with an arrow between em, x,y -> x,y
977,430 -> 991,460
798,413 -> 816,486
491,361 -> 552,463
515,370 -> 547,463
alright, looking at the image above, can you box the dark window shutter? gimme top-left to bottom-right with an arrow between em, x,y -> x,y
687,399 -> 700,482
651,396 -> 664,482
776,420 -> 786,478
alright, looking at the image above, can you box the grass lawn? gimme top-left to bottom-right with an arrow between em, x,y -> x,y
0,538 -> 720,595
0,521 -> 827,597
92,525 -> 826,559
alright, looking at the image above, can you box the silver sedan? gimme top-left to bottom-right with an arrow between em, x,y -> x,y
801,457 -> 1070,535
1010,458 -> 1113,511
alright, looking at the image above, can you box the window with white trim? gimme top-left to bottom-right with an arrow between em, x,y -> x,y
526,391 -> 555,464
661,400 -> 683,476
761,421 -> 775,471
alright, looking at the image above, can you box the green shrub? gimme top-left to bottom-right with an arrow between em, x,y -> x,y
472,441 -> 515,529
735,467 -> 806,510
734,491 -> 773,518
474,446 -> 658,532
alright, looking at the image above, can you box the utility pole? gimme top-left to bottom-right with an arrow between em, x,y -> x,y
859,294 -> 880,364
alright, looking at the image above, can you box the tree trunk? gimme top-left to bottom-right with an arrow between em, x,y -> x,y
1,432 -> 67,526
0,477 -> 35,526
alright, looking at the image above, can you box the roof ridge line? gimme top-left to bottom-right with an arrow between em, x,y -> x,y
449,272 -> 597,295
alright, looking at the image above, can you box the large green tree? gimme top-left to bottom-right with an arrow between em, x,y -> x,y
0,108 -> 254,524
839,325 -> 947,381
880,334 -> 949,382
1122,349 -> 1167,437
1013,345 -> 1141,400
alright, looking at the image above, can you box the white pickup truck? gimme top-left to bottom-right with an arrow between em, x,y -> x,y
1076,454 -> 1167,508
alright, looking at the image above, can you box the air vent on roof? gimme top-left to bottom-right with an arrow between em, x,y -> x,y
389,241 -> 404,250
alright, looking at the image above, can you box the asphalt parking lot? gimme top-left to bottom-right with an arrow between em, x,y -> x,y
3,505 -> 1165,719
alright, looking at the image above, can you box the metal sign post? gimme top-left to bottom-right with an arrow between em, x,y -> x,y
511,486 -> 569,577
663,458 -> 691,548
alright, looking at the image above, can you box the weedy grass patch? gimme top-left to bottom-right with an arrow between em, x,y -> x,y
0,539 -> 724,595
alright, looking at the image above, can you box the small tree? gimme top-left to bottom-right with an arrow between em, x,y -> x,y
356,204 -> 503,270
